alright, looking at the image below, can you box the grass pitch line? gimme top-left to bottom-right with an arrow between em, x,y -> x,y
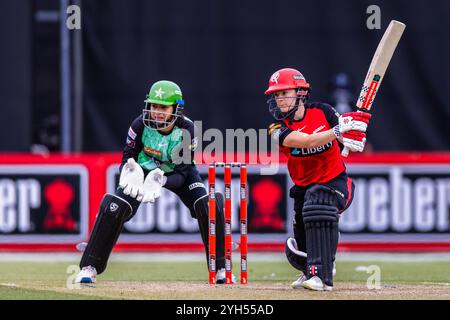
3,252 -> 450,262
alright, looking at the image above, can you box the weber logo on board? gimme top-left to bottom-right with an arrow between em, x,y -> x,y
341,165 -> 450,233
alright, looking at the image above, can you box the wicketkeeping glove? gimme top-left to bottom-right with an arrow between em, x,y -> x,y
138,168 -> 167,203
119,158 -> 144,199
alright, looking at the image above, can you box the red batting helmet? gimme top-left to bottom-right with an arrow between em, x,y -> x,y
264,68 -> 310,95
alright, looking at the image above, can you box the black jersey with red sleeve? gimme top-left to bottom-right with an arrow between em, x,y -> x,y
268,102 -> 346,187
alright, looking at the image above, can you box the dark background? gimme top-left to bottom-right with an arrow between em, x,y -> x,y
1,0 -> 449,152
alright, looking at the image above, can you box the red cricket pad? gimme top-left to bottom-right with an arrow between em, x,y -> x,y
342,112 -> 372,123
343,131 -> 366,141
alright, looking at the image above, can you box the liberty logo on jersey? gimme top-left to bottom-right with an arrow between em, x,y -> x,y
291,141 -> 333,157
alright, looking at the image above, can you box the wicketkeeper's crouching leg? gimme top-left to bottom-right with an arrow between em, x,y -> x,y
75,188 -> 140,283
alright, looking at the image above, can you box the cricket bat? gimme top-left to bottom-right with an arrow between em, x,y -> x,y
342,20 -> 406,157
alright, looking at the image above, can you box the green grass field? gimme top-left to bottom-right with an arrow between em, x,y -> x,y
1,259 -> 450,300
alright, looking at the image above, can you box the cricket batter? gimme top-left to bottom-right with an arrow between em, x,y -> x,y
75,80 -> 230,284
266,68 -> 371,291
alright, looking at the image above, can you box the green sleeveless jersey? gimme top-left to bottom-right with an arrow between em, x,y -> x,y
128,116 -> 195,173
137,126 -> 182,172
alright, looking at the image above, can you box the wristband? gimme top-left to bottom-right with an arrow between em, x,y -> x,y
333,125 -> 341,138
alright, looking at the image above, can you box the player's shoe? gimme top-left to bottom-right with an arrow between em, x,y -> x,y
292,264 -> 335,289
291,274 -> 308,289
75,265 -> 97,284
216,268 -> 236,284
302,276 -> 333,292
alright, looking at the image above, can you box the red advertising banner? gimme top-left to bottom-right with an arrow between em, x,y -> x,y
0,152 -> 449,252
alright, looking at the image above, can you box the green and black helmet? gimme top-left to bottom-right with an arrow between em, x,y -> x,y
143,80 -> 185,130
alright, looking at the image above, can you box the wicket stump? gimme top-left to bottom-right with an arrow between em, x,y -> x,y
208,162 -> 248,285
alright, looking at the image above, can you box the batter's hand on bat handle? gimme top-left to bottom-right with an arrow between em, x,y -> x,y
337,112 -> 371,134
340,111 -> 371,157
341,130 -> 367,157
343,111 -> 372,122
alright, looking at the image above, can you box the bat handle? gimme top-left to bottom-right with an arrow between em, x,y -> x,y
341,146 -> 350,157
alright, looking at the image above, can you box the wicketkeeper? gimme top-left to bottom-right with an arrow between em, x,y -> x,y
75,80 -> 231,284
266,68 -> 371,291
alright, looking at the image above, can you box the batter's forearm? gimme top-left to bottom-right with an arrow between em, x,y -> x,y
283,130 -> 336,148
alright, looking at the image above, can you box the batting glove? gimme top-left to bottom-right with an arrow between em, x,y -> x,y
342,130 -> 367,153
334,111 -> 372,137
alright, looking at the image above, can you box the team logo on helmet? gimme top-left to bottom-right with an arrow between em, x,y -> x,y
270,72 -> 280,84
154,87 -> 165,99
